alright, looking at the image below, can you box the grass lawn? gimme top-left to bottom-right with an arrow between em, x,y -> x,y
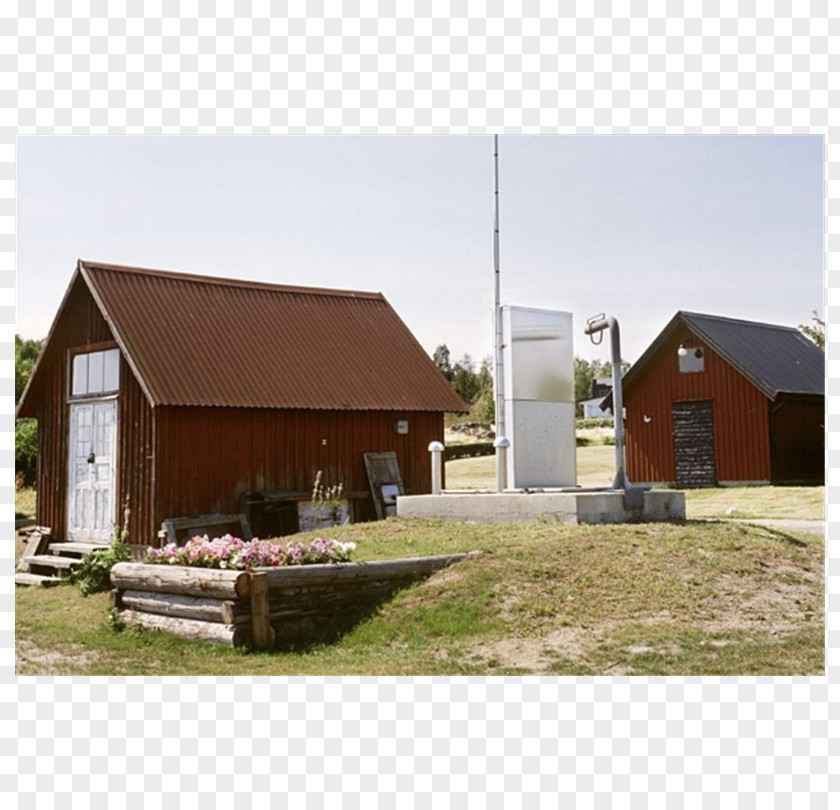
445,446 -> 825,521
15,517 -> 824,676
444,439 -> 617,490
14,444 -> 824,676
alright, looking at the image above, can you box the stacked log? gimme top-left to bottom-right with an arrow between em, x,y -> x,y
110,552 -> 481,651
110,563 -> 251,648
110,562 -> 251,599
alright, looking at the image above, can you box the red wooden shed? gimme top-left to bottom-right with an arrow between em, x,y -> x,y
608,311 -> 824,487
17,260 -> 467,545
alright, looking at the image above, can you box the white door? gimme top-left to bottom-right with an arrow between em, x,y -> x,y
68,400 -> 117,542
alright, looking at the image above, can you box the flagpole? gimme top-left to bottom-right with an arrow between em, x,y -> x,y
493,135 -> 506,489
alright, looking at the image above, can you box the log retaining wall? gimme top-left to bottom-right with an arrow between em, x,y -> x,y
110,552 -> 481,650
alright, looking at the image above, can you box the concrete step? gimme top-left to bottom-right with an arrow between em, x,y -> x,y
24,554 -> 81,572
15,572 -> 62,587
48,542 -> 110,557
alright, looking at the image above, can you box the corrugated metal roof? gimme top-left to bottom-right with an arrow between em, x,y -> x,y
617,310 -> 824,403
679,312 -> 824,398
78,260 -> 468,412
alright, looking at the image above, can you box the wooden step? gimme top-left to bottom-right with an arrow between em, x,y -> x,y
15,572 -> 62,587
48,542 -> 110,557
24,554 -> 81,571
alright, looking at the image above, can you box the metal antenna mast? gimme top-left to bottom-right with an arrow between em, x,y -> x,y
493,136 -> 507,479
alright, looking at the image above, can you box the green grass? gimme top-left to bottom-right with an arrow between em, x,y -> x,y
445,445 -> 616,489
15,440 -> 824,675
684,485 -> 825,521
445,444 -> 616,490
445,447 -> 825,521
15,518 -> 824,676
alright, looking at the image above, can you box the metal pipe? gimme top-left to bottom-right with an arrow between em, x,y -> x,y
583,315 -> 627,491
493,436 -> 510,492
492,135 -> 507,492
428,441 -> 445,495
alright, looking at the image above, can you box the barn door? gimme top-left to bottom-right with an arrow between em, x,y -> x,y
68,400 -> 118,541
672,400 -> 717,488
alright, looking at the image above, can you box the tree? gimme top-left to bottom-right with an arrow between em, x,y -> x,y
574,356 -> 629,417
450,354 -> 481,405
15,335 -> 43,487
799,311 -> 825,351
472,356 -> 495,423
574,357 -> 597,413
15,334 -> 43,403
433,343 -> 495,422
432,343 -> 453,380
15,419 -> 38,487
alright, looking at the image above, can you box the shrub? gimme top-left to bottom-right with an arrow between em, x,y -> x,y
70,538 -> 133,597
15,419 -> 38,487
444,442 -> 495,461
576,417 -> 614,430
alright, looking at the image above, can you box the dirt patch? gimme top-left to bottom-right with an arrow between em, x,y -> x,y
465,620 -> 670,674
15,638 -> 101,676
461,550 -> 825,674
468,636 -> 557,672
698,556 -> 823,633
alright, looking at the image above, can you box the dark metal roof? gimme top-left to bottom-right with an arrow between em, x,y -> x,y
618,310 -> 825,402
64,260 -> 468,412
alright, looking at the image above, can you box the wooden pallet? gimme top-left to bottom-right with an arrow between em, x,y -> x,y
16,526 -> 52,571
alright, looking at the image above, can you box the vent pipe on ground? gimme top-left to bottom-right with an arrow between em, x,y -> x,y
493,436 -> 510,492
428,441 -> 445,495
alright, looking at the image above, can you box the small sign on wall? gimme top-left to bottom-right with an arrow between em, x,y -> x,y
394,419 -> 409,434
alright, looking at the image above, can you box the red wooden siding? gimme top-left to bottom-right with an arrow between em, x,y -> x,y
770,396 -> 824,484
116,358 -> 156,545
151,407 -> 444,543
623,331 -> 772,484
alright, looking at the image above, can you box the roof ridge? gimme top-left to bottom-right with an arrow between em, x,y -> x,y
79,259 -> 384,300
679,310 -> 799,333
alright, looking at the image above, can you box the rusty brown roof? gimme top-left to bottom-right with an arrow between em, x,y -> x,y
76,260 -> 468,412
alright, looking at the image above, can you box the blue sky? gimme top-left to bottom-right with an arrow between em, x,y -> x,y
15,135 -> 824,365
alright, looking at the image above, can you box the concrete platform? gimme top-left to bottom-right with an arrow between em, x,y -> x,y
397,489 -> 685,525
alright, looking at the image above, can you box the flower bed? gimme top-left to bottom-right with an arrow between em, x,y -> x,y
145,534 -> 356,569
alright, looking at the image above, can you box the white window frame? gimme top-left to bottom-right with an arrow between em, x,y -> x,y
70,345 -> 121,399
